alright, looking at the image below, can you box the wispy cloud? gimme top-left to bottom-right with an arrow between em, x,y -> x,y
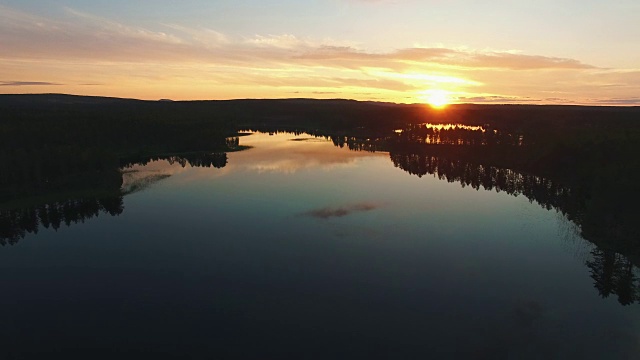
297,46 -> 594,70
456,95 -> 541,103
0,5 -> 637,104
0,5 -> 595,71
0,81 -> 62,86
301,202 -> 380,219
64,7 -> 183,44
589,97 -> 640,105
162,23 -> 229,47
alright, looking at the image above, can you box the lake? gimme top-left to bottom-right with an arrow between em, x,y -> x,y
1,131 -> 639,359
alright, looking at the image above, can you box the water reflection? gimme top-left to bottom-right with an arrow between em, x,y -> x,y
301,202 -> 381,219
0,196 -> 124,246
122,152 -> 228,169
322,129 -> 640,306
239,128 -> 640,308
1,126 -> 639,310
385,149 -> 639,305
0,151 -> 230,245
2,132 -> 640,359
588,248 -> 640,306
234,131 -> 385,174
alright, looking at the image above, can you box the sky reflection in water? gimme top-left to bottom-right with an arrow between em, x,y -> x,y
1,132 -> 639,359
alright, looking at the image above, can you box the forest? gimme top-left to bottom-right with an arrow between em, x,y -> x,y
1,94 -> 639,304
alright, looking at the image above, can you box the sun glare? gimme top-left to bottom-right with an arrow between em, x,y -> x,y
425,90 -> 450,109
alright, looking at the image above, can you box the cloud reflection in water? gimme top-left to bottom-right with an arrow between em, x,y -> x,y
302,202 -> 380,219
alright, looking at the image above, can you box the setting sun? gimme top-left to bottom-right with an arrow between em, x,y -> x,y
424,90 -> 451,108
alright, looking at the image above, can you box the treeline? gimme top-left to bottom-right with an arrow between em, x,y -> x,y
0,196 -> 124,246
2,95 -> 639,303
325,130 -> 640,304
236,100 -> 640,194
121,152 -> 229,169
1,95 -> 639,251
394,123 -> 524,146
244,103 -> 640,258
389,152 -> 577,212
391,122 -> 640,177
332,128 -> 638,248
587,248 -> 639,306
387,151 -> 640,305
0,151 -> 231,245
388,124 -> 640,249
0,95 -> 236,192
3,95 -> 637,177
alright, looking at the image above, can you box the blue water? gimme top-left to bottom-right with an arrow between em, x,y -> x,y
1,132 -> 638,359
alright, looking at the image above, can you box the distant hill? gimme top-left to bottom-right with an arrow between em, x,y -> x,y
0,93 -> 141,106
2,93 -> 638,110
3,92 -> 640,109
1,93 -> 638,131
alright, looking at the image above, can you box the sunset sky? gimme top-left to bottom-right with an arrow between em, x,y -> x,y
1,0 -> 639,105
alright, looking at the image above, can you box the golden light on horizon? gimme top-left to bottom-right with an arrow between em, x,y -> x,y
422,90 -> 451,109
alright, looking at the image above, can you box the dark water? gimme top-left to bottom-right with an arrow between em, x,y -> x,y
1,132 -> 639,359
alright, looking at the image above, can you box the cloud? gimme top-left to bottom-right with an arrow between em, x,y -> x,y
589,97 -> 640,105
296,46 -> 593,70
456,95 -> 541,103
0,6 -> 594,72
347,0 -> 410,3
64,8 -> 183,44
0,5 -> 637,104
0,81 -> 62,86
460,52 -> 594,70
162,23 -> 229,47
302,202 -> 380,219
245,34 -> 306,49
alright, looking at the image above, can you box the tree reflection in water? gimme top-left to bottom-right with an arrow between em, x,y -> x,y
323,124 -> 640,306
0,151 -> 229,246
2,119 -> 639,306
385,150 -> 640,306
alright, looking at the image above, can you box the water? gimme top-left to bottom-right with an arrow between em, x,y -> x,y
1,132 -> 638,358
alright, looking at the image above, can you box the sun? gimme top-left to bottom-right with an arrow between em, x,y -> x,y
425,90 -> 450,109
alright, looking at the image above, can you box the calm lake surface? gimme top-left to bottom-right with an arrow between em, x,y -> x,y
1,132 -> 639,358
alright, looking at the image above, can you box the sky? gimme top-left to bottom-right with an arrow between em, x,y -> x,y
1,0 -> 639,105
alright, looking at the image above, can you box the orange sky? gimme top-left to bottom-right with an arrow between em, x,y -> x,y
1,1 -> 639,105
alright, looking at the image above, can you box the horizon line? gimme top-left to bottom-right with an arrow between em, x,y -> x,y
1,93 -> 639,108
